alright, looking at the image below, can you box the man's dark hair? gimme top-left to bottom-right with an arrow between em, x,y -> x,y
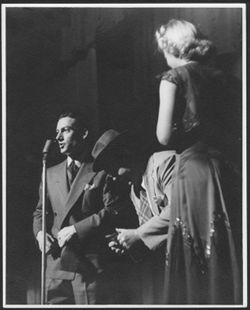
57,109 -> 88,132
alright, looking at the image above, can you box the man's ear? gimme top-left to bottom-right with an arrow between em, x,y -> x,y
82,129 -> 89,140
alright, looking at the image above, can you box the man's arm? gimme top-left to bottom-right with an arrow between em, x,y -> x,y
33,180 -> 55,252
33,181 -> 44,237
64,176 -> 138,241
136,206 -> 170,251
73,197 -> 134,241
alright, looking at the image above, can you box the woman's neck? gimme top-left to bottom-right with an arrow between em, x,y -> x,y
171,57 -> 193,68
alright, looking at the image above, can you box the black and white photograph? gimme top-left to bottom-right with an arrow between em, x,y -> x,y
2,3 -> 247,307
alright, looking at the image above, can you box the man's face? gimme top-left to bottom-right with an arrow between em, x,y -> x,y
56,116 -> 82,156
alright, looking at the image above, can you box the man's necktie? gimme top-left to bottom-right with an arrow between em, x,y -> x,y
67,160 -> 79,187
138,189 -> 153,225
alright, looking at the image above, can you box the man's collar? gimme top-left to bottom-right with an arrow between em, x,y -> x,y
67,156 -> 81,168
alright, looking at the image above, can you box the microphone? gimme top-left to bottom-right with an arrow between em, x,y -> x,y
42,139 -> 54,161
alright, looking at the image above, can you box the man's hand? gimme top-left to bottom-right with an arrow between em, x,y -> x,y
108,240 -> 126,254
106,233 -> 126,254
36,231 -> 55,253
57,225 -> 76,248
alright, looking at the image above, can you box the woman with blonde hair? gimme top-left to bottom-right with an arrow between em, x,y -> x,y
114,19 -> 241,304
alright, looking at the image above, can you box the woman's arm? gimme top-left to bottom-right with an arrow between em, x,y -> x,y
156,80 -> 177,145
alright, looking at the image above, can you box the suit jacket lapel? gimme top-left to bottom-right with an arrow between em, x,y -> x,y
54,160 -> 68,204
60,162 -> 96,227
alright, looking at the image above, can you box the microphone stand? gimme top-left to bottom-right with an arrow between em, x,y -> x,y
41,153 -> 47,304
40,139 -> 53,304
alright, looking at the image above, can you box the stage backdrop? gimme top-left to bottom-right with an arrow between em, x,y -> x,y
5,6 -> 242,304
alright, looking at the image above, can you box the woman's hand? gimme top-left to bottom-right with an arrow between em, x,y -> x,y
116,228 -> 140,250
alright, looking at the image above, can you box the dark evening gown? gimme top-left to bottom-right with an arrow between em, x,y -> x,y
158,62 -> 242,304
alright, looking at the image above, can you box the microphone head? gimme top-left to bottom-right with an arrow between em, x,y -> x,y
42,139 -> 54,154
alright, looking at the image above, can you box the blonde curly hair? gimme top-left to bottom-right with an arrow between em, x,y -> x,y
155,19 -> 216,61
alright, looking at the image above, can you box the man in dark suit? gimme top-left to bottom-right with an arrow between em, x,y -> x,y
91,128 -> 167,304
33,111 -> 139,304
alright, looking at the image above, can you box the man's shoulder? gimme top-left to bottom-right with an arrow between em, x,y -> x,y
92,168 -> 107,182
47,159 -> 66,172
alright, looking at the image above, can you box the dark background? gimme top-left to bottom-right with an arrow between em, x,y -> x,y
4,6 -> 243,304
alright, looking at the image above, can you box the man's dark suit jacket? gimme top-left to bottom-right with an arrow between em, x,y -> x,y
33,159 -> 138,281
